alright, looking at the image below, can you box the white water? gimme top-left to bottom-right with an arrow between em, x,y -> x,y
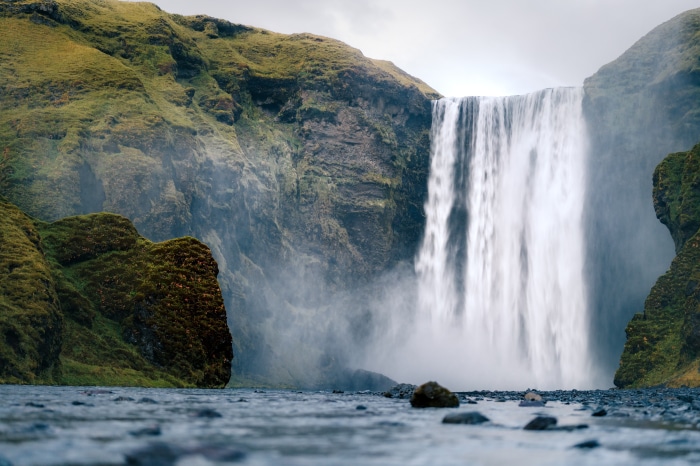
375,88 -> 600,390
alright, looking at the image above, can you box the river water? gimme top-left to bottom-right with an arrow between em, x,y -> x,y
2,385 -> 700,465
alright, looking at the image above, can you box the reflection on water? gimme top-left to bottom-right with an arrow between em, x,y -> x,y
1,386 -> 700,465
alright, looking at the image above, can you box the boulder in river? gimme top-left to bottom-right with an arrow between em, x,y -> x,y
410,382 -> 459,408
442,412 -> 489,424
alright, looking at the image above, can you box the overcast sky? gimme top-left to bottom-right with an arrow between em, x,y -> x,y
140,0 -> 699,97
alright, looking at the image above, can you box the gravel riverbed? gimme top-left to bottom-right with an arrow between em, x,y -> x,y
2,385 -> 700,465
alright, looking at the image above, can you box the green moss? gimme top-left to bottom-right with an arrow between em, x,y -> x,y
35,213 -> 232,387
616,143 -> 700,388
0,198 -> 62,384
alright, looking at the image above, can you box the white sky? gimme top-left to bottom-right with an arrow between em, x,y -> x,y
134,0 -> 699,97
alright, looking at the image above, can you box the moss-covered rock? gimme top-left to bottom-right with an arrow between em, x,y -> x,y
0,0 -> 438,386
0,198 -> 62,384
615,143 -> 700,388
0,196 -> 232,387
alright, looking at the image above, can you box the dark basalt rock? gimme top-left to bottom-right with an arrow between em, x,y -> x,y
523,415 -> 557,431
410,382 -> 459,408
442,411 -> 489,425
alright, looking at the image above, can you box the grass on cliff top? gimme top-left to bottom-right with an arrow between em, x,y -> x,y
188,19 -> 439,98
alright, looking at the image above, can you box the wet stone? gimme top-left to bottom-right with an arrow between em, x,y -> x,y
524,416 -> 557,431
114,396 -> 135,402
125,442 -> 245,465
138,398 -> 158,404
356,405 -> 368,410
130,425 -> 162,437
573,440 -> 600,449
24,402 -> 44,408
519,400 -> 546,407
192,408 -> 222,418
442,411 -> 490,425
592,408 -> 607,417
410,382 -> 459,408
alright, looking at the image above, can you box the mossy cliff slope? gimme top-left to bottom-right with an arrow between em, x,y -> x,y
615,143 -> 700,388
0,197 -> 232,387
0,199 -> 62,383
583,7 -> 700,377
0,0 -> 438,386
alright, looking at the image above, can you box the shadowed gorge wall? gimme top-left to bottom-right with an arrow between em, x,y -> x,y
0,0 -> 437,387
616,143 -> 700,387
583,7 -> 700,380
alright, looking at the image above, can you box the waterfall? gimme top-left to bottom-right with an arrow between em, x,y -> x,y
414,88 -> 595,389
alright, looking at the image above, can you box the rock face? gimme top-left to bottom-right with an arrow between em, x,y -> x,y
0,197 -> 232,387
0,0 -> 437,387
583,7 -> 700,377
615,143 -> 700,388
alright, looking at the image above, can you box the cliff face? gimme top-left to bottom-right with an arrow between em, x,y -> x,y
0,0 -> 437,386
615,143 -> 700,388
583,7 -> 700,377
0,198 -> 232,387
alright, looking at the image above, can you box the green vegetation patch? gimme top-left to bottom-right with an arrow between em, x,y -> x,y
616,143 -> 700,387
37,212 -> 233,387
0,198 -> 62,384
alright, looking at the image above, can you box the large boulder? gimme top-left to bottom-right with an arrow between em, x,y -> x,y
410,381 -> 459,408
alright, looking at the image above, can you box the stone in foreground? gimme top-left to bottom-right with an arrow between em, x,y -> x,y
410,381 -> 459,408
442,412 -> 489,424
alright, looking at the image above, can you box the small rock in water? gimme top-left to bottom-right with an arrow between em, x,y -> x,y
332,389 -> 344,394
191,408 -> 222,418
524,415 -> 557,431
130,425 -> 162,437
519,400 -> 545,407
114,396 -> 135,402
410,382 -> 459,408
573,440 -> 601,449
356,405 -> 368,411
592,408 -> 607,417
81,389 -> 113,396
138,397 -> 158,404
71,401 -> 90,406
383,383 -> 417,399
442,411 -> 489,425
125,442 -> 245,465
24,402 -> 44,408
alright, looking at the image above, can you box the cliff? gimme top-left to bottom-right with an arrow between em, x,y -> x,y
583,7 -> 700,378
615,143 -> 700,388
0,197 -> 232,387
0,0 -> 438,387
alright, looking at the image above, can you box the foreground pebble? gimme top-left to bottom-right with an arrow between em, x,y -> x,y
442,411 -> 490,425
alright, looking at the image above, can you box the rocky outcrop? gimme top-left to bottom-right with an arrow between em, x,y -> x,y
583,7 -> 700,377
615,143 -> 700,388
0,0 -> 438,387
0,197 -> 232,387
